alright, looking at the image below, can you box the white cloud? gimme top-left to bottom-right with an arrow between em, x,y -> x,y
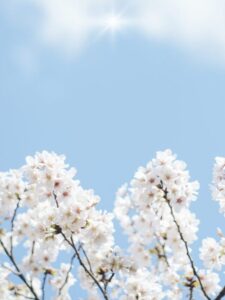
133,0 -> 225,55
34,0 -> 118,53
5,0 -> 225,60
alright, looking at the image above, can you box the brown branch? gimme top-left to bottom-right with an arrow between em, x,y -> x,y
0,238 -> 40,300
10,197 -> 20,255
154,239 -> 170,268
107,271 -> 115,284
215,286 -> 225,300
81,243 -> 114,295
53,192 -> 59,208
103,271 -> 115,294
30,241 -> 35,261
189,285 -> 194,300
60,231 -> 109,300
58,253 -> 77,296
160,184 -> 211,300
166,199 -> 210,299
80,244 -> 94,275
41,271 -> 48,300
14,291 -> 35,300
70,236 -> 109,300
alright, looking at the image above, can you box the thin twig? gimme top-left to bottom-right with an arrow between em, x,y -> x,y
154,235 -> 170,268
70,236 -> 109,300
30,241 -> 35,261
2,263 -> 21,276
58,253 -> 77,296
215,286 -> 225,300
189,286 -> 194,300
104,271 -> 115,294
15,292 -> 35,300
80,244 -> 94,275
41,271 -> 48,300
0,238 -> 40,300
161,186 -> 211,300
60,231 -> 109,300
155,245 -> 169,267
10,198 -> 20,255
107,272 -> 115,284
53,192 -> 59,208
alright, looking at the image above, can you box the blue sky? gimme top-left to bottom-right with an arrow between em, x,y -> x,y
1,0 -> 225,287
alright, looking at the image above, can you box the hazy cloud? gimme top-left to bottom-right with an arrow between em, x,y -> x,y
4,0 -> 225,60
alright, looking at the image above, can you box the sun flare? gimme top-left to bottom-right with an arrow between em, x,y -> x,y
104,13 -> 126,33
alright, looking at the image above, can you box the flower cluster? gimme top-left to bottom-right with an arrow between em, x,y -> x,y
115,149 -> 220,299
0,150 -> 224,300
0,151 -> 115,300
200,232 -> 225,271
212,157 -> 225,215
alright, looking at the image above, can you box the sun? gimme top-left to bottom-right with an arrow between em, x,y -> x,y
104,13 -> 126,33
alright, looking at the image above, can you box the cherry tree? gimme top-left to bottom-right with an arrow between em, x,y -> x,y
0,150 -> 224,300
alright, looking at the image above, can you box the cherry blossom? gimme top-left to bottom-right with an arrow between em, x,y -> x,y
0,150 -> 225,300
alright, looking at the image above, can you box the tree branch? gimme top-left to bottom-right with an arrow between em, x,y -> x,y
160,184 -> 211,300
215,286 -> 225,300
60,231 -> 109,300
58,253 -> 77,296
0,238 -> 40,300
53,192 -> 59,208
80,244 -> 94,275
10,197 -> 20,255
41,271 -> 48,300
189,286 -> 194,300
15,291 -> 36,300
